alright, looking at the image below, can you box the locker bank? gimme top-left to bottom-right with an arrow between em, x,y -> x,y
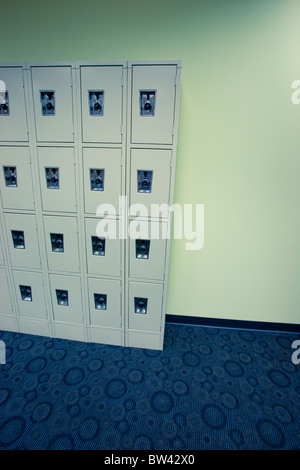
0,61 -> 181,350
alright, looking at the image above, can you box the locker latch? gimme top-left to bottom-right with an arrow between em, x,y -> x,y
94,293 -> 107,310
3,166 -> 17,187
0,91 -> 9,115
90,169 -> 105,191
50,233 -> 64,252
136,239 -> 150,259
91,236 -> 106,256
40,91 -> 55,116
11,230 -> 25,249
89,91 -> 104,116
56,289 -> 68,306
134,297 -> 148,314
140,90 -> 156,116
137,170 -> 153,193
45,167 -> 59,189
20,285 -> 32,302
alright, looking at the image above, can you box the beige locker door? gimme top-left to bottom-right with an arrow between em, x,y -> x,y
4,213 -> 41,269
0,67 -> 28,142
49,274 -> 83,324
131,65 -> 177,144
83,147 -> 122,215
130,149 -> 171,214
88,277 -> 121,328
128,281 -> 163,333
0,146 -> 35,210
129,220 -> 168,281
43,215 -> 80,273
37,147 -> 77,213
0,268 -> 13,314
13,270 -> 47,319
31,66 -> 74,142
81,66 -> 123,143
85,217 -> 121,277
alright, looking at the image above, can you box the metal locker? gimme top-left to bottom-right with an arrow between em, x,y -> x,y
0,268 -> 13,314
4,213 -> 41,269
83,147 -> 122,215
43,215 -> 80,273
80,66 -> 123,143
131,65 -> 177,144
129,220 -> 168,281
130,149 -> 172,214
0,67 -> 28,142
49,274 -> 83,324
128,281 -> 163,333
13,270 -> 47,318
85,217 -> 121,277
88,277 -> 121,328
31,66 -> 74,142
0,146 -> 35,210
37,146 -> 77,212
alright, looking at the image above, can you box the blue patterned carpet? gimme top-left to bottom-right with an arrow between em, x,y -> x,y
0,324 -> 299,450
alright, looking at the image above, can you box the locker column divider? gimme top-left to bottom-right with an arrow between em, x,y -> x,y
72,62 -> 90,342
124,62 -> 132,346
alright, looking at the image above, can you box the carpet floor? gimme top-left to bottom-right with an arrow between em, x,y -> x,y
0,324 -> 299,450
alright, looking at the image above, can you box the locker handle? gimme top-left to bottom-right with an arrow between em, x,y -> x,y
134,297 -> 148,314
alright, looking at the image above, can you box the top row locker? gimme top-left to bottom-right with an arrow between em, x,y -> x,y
80,66 -> 123,144
0,67 -> 28,142
131,65 -> 178,145
31,66 -> 74,143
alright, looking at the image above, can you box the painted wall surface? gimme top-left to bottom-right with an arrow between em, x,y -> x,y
1,0 -> 299,324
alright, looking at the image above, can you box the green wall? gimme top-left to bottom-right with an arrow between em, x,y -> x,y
1,0 -> 299,324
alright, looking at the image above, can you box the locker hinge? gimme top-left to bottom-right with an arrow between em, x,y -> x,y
121,72 -> 124,87
120,124 -> 123,135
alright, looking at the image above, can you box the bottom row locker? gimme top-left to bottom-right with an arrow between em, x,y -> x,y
87,278 -> 122,329
49,274 -> 83,324
0,268 -> 13,315
13,270 -> 47,319
128,281 -> 164,333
